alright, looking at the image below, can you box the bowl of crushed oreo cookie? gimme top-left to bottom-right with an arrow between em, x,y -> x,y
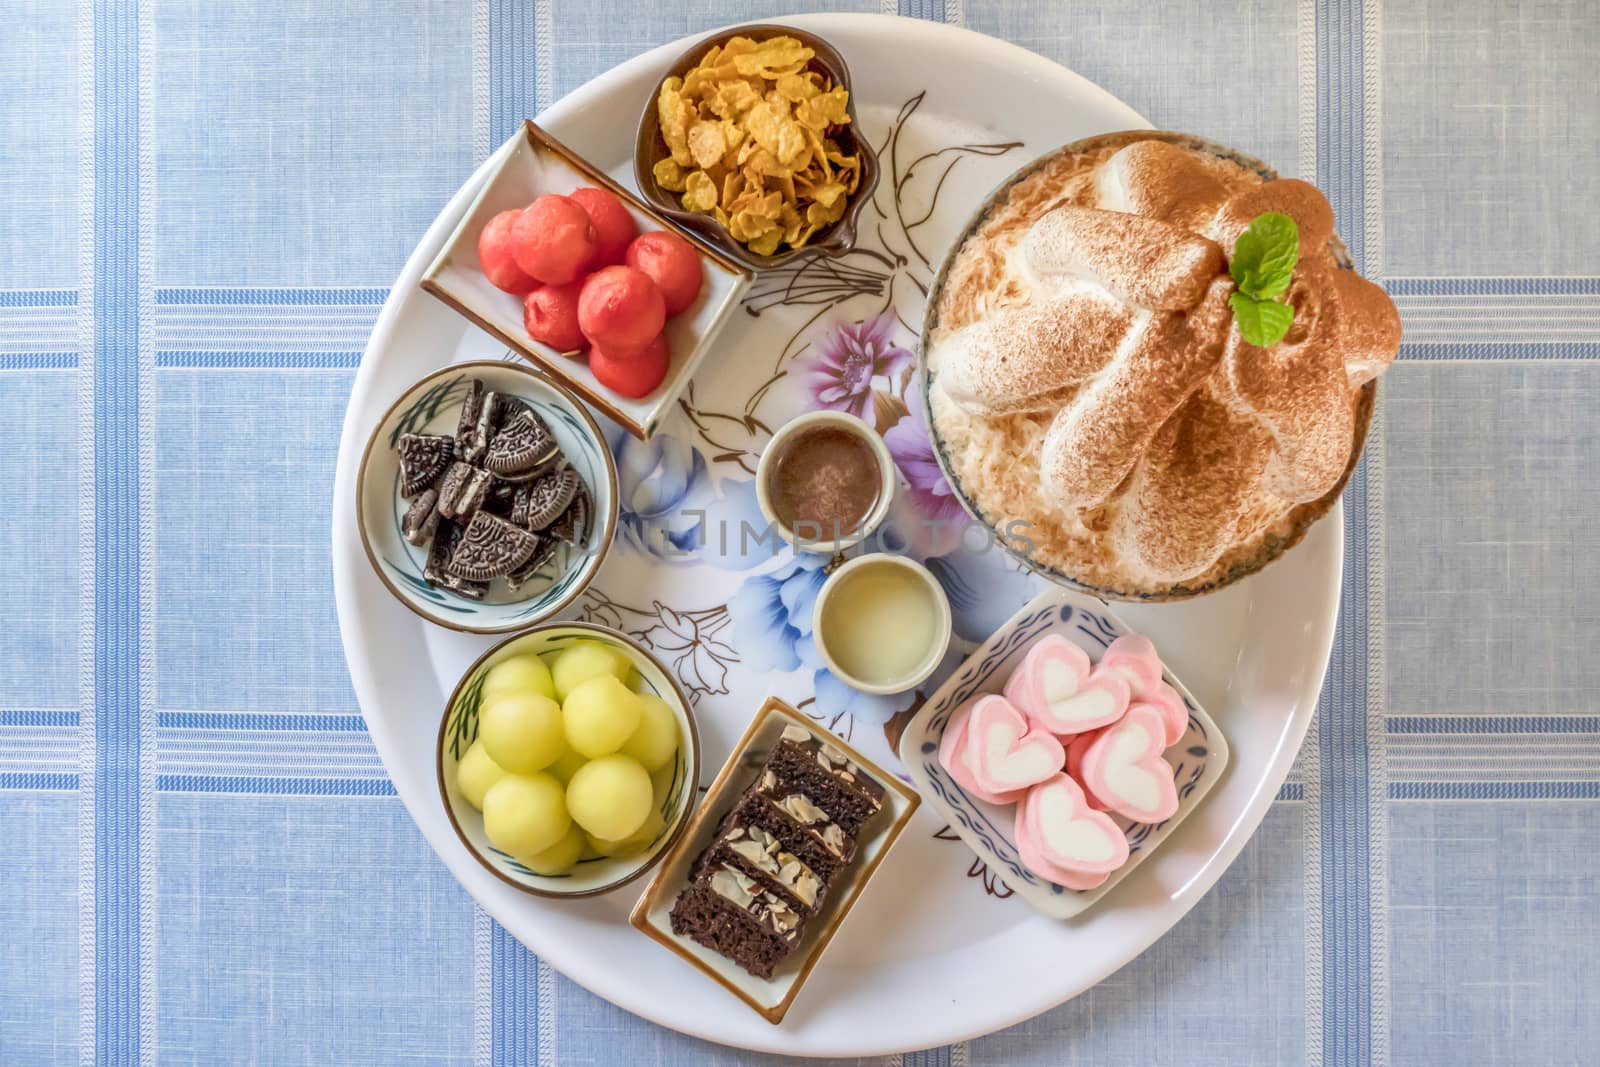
356,358 -> 618,633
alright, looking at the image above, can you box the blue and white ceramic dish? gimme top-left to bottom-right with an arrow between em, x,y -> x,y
356,359 -> 618,633
897,588 -> 1230,919
437,623 -> 700,897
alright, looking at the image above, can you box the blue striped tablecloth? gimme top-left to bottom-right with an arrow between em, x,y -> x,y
3,1 -> 1596,1064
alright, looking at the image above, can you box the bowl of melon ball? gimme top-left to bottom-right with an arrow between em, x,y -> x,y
437,622 -> 699,896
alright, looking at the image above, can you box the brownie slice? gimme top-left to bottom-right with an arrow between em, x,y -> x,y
667,722 -> 887,981
766,725 -> 886,835
699,821 -> 827,914
733,785 -> 854,879
669,867 -> 805,980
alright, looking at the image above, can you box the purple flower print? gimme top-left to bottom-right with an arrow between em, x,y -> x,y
808,313 -> 914,419
884,394 -> 967,527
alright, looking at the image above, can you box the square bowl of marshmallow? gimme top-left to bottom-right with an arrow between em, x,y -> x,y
896,588 -> 1230,919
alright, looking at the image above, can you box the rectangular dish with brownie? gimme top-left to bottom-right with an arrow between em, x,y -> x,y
630,698 -> 917,1023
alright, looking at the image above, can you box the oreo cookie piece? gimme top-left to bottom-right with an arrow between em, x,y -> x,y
434,461 -> 472,518
470,392 -> 501,462
441,466 -> 494,523
457,468 -> 494,520
436,570 -> 489,600
549,486 -> 591,546
483,408 -> 560,476
493,392 -> 531,427
401,488 -> 440,547
396,434 -> 454,497
513,466 -> 579,530
487,475 -> 519,517
452,578 -> 488,599
494,455 -> 558,485
423,521 -> 487,599
505,535 -> 560,593
423,518 -> 460,585
446,511 -> 542,581
457,384 -> 499,464
455,379 -> 486,459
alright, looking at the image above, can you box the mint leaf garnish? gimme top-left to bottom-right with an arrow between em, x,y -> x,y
1227,212 -> 1300,345
1229,292 -> 1295,347
1230,212 -> 1299,300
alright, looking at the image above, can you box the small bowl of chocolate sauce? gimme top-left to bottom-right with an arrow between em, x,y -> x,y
756,411 -> 896,552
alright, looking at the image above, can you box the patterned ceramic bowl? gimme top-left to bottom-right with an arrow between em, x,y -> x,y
437,623 -> 701,898
355,359 -> 618,634
896,588 -> 1230,919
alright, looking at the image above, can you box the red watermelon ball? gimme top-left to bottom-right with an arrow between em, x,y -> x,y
569,187 -> 638,267
511,194 -> 598,285
625,230 -> 703,316
591,333 -> 671,399
477,209 -> 541,295
522,282 -> 587,352
577,265 -> 665,352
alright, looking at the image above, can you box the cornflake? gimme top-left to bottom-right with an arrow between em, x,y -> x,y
652,34 -> 861,254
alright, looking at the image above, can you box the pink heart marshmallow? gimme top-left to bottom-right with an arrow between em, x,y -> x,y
1063,728 -> 1111,811
1145,681 -> 1190,747
1015,772 -> 1129,876
1099,633 -> 1187,746
1004,634 -> 1130,736
965,694 -> 1065,797
1081,705 -> 1179,824
937,700 -> 1027,806
1016,829 -> 1111,891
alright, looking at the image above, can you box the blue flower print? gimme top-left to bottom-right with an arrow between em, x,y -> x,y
695,476 -> 784,571
728,554 -> 831,673
608,427 -> 714,562
811,669 -> 903,725
730,552 -> 926,726
925,547 -> 1044,644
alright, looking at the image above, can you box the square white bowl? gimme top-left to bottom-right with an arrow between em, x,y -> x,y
896,589 -> 1230,919
630,697 -> 920,1024
420,120 -> 752,440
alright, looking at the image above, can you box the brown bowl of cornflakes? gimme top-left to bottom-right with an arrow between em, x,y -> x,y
634,24 -> 880,271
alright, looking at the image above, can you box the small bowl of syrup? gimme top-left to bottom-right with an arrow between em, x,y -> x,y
755,411 -> 896,551
811,553 -> 952,694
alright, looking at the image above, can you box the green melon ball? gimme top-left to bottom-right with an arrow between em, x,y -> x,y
482,772 -> 569,857
550,641 -> 633,702
518,823 -> 586,876
583,832 -> 628,859
562,675 -> 643,759
619,693 -> 680,772
565,754 -> 652,841
479,691 -> 565,774
480,653 -> 555,701
456,741 -> 507,811
584,804 -> 666,858
545,746 -> 589,786
650,761 -> 676,809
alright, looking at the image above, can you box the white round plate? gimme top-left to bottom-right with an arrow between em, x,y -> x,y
332,13 -> 1342,1057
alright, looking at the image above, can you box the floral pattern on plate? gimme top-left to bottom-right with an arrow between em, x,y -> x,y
563,93 -> 1041,739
